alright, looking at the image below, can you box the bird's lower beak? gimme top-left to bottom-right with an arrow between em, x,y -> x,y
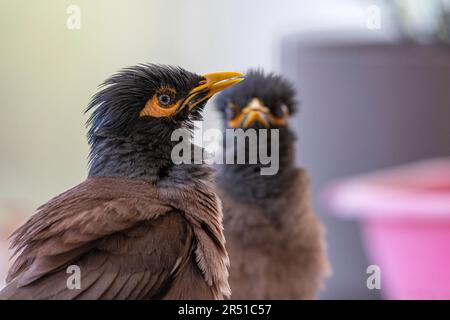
228,109 -> 270,129
228,98 -> 273,129
242,110 -> 270,128
181,72 -> 244,111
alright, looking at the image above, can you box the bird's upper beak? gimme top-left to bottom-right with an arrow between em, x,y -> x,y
228,98 -> 288,129
229,98 -> 270,128
180,72 -> 244,111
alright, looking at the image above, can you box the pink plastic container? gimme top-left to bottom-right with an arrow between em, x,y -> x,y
326,158 -> 450,299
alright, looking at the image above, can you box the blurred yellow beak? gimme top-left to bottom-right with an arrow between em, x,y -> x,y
242,110 -> 270,128
182,71 -> 244,110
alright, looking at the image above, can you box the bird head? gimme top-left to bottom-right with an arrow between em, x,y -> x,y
86,64 -> 244,144
216,69 -> 297,130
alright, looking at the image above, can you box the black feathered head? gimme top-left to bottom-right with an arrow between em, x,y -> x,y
86,64 -> 244,146
215,69 -> 297,129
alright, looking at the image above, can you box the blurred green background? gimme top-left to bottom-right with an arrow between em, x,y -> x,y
1,0 -> 449,299
0,0 -> 380,208
1,0 -> 318,207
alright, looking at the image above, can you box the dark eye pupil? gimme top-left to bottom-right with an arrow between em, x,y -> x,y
272,105 -> 287,117
272,107 -> 283,117
158,94 -> 171,106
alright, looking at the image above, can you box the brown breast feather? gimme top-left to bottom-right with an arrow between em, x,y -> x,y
0,177 -> 229,300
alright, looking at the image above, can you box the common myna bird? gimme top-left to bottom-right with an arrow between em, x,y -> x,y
215,70 -> 329,299
0,64 -> 244,300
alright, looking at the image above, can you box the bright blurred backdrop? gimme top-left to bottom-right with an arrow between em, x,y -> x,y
1,0 -> 449,298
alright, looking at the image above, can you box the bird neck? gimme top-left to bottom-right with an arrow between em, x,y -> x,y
85,115 -> 205,182
88,136 -> 173,181
217,128 -> 297,206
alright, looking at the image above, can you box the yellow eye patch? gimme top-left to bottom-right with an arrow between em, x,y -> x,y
140,88 -> 180,118
267,104 -> 289,126
227,103 -> 245,128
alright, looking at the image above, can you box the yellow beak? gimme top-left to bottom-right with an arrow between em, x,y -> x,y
242,110 -> 270,128
181,71 -> 244,110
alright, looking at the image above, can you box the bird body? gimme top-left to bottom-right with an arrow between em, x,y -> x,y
0,64 -> 243,299
2,176 -> 227,299
215,70 -> 329,299
218,167 -> 327,299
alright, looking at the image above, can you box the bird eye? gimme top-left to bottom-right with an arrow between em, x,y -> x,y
226,104 -> 240,120
272,104 -> 289,118
157,93 -> 173,107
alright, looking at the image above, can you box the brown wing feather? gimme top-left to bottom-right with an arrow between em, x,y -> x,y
1,176 -> 229,300
158,179 -> 230,298
2,213 -> 193,300
1,178 -> 193,299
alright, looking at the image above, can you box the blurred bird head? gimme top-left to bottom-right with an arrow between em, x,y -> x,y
216,69 -> 297,130
86,64 -> 244,144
